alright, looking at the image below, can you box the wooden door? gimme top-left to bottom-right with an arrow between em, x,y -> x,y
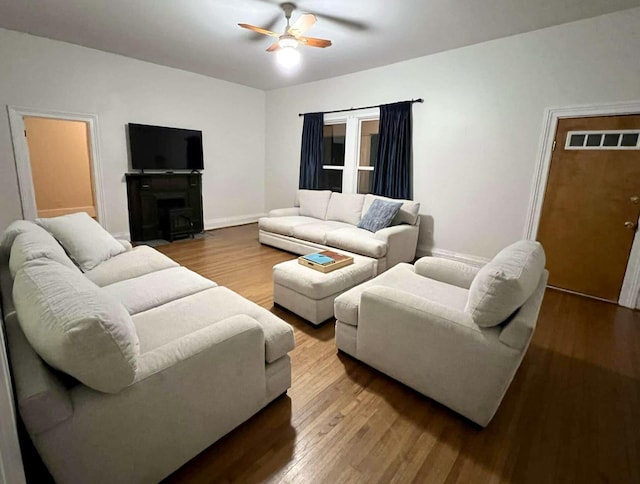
537,115 -> 640,302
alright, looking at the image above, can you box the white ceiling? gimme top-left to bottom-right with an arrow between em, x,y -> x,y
1,0 -> 638,90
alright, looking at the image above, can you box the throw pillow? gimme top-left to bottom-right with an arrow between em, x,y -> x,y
13,259 -> 139,393
357,199 -> 403,232
465,240 -> 546,327
37,212 -> 125,272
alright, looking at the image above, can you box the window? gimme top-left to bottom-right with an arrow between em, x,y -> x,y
319,109 -> 379,194
566,130 -> 640,150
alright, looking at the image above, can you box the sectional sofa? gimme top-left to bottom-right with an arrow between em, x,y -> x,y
0,214 -> 294,484
259,190 -> 420,273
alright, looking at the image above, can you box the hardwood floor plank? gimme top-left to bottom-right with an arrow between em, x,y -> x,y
158,224 -> 640,484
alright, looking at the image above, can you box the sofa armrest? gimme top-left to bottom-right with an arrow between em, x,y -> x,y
116,239 -> 133,251
268,207 -> 300,217
135,314 -> 265,381
414,257 -> 480,289
374,224 -> 419,269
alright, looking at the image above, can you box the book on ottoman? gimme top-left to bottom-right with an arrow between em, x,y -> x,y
298,250 -> 354,273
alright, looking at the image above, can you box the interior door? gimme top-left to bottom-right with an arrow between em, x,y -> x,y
537,115 -> 640,302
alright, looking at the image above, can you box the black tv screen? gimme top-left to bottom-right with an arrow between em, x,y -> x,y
128,123 -> 204,171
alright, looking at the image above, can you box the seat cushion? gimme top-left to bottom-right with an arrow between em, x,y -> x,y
466,240 -> 546,328
83,245 -> 179,287
101,267 -> 216,315
291,221 -> 352,244
325,193 -> 365,225
326,227 -> 388,258
362,194 -> 420,226
132,286 -> 294,363
13,259 -> 139,393
273,257 -> 376,300
298,190 -> 332,220
37,212 -> 125,271
334,263 -> 469,326
258,216 -> 318,237
9,230 -> 79,278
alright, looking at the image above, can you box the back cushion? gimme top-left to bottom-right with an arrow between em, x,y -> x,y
298,190 -> 332,220
37,212 -> 125,272
13,259 -> 139,393
9,231 -> 79,278
1,220 -> 45,256
362,195 -> 420,226
466,240 -> 546,328
325,193 -> 366,225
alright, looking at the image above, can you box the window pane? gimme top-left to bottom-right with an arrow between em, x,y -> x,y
323,124 -> 346,166
602,133 -> 620,146
318,169 -> 343,192
357,170 -> 373,194
569,134 -> 585,147
359,120 -> 380,167
621,133 -> 639,147
586,134 -> 602,147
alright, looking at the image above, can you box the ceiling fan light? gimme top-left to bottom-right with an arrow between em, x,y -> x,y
278,37 -> 298,49
276,46 -> 301,68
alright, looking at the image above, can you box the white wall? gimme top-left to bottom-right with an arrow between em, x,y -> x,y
265,7 -> 640,259
0,28 -> 266,235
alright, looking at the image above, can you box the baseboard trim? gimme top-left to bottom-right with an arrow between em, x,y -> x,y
416,245 -> 489,268
204,213 -> 266,231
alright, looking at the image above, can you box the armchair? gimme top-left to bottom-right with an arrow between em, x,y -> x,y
334,241 -> 547,426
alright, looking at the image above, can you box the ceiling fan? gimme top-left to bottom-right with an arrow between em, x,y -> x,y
238,2 -> 332,68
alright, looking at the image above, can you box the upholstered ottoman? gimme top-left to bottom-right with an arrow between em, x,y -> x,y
273,256 -> 376,325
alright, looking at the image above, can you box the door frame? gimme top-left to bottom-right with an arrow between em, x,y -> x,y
524,100 -> 640,309
6,106 -> 107,225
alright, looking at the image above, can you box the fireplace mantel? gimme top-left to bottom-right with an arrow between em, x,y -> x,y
125,172 -> 203,242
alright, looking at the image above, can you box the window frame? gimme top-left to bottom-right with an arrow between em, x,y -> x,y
322,108 -> 379,194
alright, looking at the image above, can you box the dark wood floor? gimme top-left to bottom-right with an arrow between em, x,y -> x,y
156,224 -> 640,484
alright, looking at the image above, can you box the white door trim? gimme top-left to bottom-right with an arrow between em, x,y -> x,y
6,106 -> 107,226
524,100 -> 640,309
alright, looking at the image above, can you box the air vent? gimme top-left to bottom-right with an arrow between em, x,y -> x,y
566,130 -> 640,150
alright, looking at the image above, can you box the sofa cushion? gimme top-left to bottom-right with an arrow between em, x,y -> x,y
1,220 -> 46,256
101,267 -> 216,315
466,240 -> 546,328
358,199 -> 403,232
291,221 -> 352,244
83,245 -> 179,287
362,194 -> 420,226
132,286 -> 294,364
326,227 -> 388,258
13,259 -> 139,393
37,212 -> 125,272
258,216 -> 318,237
334,263 -> 469,326
9,230 -> 79,278
325,193 -> 365,225
298,190 -> 332,220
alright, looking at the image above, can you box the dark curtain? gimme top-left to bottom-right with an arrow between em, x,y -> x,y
372,101 -> 412,199
299,112 -> 324,189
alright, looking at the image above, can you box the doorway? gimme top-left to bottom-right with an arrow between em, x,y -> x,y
7,107 -> 105,224
536,114 -> 640,304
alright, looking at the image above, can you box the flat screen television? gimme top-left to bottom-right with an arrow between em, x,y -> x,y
128,123 -> 204,171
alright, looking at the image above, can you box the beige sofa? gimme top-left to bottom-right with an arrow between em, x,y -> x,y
259,190 -> 420,273
0,217 -> 294,483
334,241 -> 547,426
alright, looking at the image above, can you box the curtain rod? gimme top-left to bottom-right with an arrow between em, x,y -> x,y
297,98 -> 424,117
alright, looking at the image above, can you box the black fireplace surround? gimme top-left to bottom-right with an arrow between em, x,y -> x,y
125,173 -> 203,242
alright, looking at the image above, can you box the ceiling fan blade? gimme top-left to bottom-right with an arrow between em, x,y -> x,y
238,23 -> 281,38
315,12 -> 368,31
298,36 -> 332,48
245,14 -> 282,41
266,41 -> 281,52
288,13 -> 316,37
